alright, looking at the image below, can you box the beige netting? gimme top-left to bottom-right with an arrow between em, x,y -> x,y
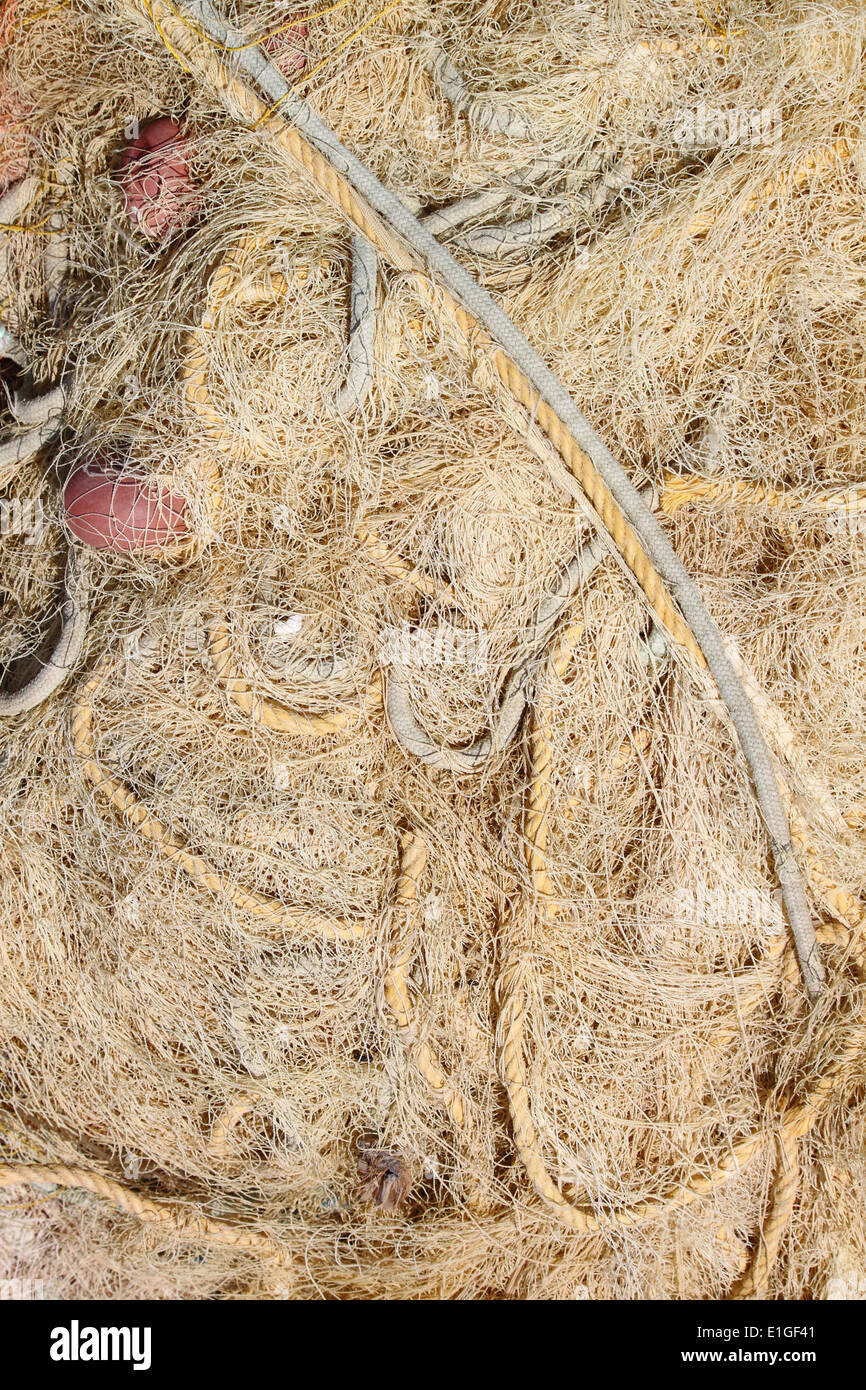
0,0 -> 864,1299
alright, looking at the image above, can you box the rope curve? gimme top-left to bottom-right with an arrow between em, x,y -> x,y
0,373 -> 65,492
208,617 -> 383,736
422,37 -> 532,142
183,232 -> 288,472
0,1161 -> 294,1269
0,176 -> 81,714
384,661 -> 530,774
0,411 -> 63,487
207,1092 -> 265,1158
496,624 -> 866,1233
419,159 -> 561,240
461,156 -> 633,258
71,657 -> 370,941
130,0 -> 826,996
381,832 -> 467,1128
730,1127 -> 800,1300
0,544 -> 90,716
383,527 -> 608,772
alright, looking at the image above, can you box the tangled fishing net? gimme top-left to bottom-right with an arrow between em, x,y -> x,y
0,0 -> 865,1299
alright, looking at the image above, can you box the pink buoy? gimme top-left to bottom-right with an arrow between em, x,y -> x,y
262,17 -> 308,76
117,117 -> 199,243
63,455 -> 189,552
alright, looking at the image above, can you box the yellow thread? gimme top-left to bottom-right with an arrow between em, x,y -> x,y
153,0 -> 354,55
139,0 -> 194,73
255,0 -> 404,121
0,212 -> 57,234
18,0 -> 72,28
131,0 -> 865,1247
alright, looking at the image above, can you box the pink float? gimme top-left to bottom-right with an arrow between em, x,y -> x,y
117,116 -> 198,243
63,455 -> 189,552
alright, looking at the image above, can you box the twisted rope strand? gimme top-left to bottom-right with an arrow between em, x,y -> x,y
641,137 -> 853,244
208,619 -> 383,735
730,1127 -> 800,1300
380,832 -> 467,1128
0,1162 -> 294,1268
129,0 -> 824,996
71,660 -> 369,941
354,521 -> 459,605
660,472 -> 866,518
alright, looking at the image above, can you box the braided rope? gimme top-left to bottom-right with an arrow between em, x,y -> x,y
422,39 -> 532,142
384,660 -> 531,773
419,161 -> 560,238
333,231 -> 377,416
381,832 -> 467,1128
187,241 -> 866,548
0,1161 -> 293,1268
789,802 -> 865,932
383,529 -> 614,772
461,155 -> 634,259
0,411 -> 63,488
119,4 -> 862,1233
6,9 -> 855,1271
721,646 -> 852,841
469,388 -> 855,843
138,0 -> 703,669
396,273 -> 703,667
191,242 -> 613,765
71,659 -> 369,941
130,0 -> 836,999
704,674 -> 866,941
0,545 -> 90,717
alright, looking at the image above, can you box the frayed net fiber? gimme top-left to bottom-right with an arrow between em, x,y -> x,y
0,0 -> 865,1300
